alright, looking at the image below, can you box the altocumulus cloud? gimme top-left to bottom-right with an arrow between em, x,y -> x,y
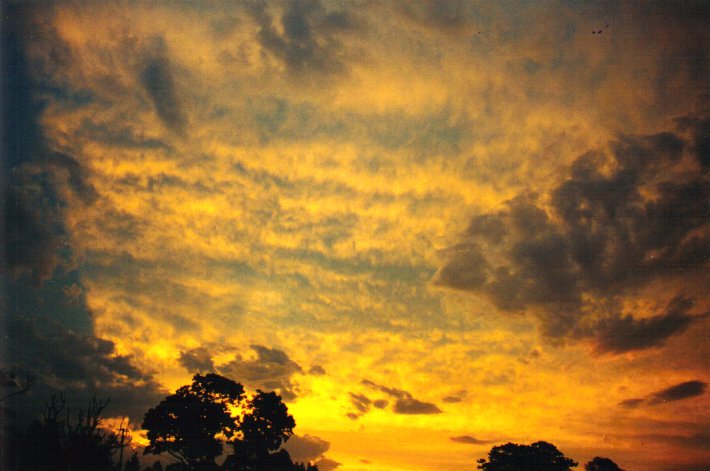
358,379 -> 442,416
247,0 -> 360,76
180,344 -> 304,401
434,119 -> 710,350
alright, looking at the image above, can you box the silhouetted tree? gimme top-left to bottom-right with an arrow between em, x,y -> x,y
143,373 -> 312,471
477,441 -> 578,471
6,395 -> 126,470
142,374 -> 245,470
585,457 -> 624,471
225,390 -> 295,470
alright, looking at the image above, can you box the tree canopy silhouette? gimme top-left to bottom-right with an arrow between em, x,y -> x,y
142,373 -> 306,471
585,457 -> 624,471
142,373 -> 245,469
477,441 -> 578,471
224,390 -> 295,470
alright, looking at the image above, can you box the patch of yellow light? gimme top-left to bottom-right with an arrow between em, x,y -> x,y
336,68 -> 452,115
141,341 -> 173,363
323,428 -> 477,471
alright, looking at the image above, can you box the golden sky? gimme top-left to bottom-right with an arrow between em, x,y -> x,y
4,1 -> 710,470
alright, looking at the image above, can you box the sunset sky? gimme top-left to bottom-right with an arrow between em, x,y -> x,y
3,1 -> 710,470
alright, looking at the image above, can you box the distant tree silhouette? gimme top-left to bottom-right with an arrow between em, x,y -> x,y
585,457 -> 624,471
142,374 -> 245,469
477,441 -> 578,471
5,395 -> 127,470
143,373 -> 313,471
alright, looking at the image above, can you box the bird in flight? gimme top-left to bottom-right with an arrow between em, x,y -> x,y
593,21 -> 610,35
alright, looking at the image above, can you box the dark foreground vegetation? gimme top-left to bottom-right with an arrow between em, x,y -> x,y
1,373 -> 316,471
477,441 -> 624,470
2,372 -> 624,470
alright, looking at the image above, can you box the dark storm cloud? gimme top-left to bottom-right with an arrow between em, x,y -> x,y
6,315 -> 146,384
217,344 -> 303,400
2,3 -> 96,284
178,347 -> 215,373
434,119 -> 710,347
2,3 -> 162,426
650,380 -> 707,404
2,2 -> 46,169
139,41 -> 186,134
4,176 -> 66,284
450,435 -> 492,445
248,0 -> 359,75
3,276 -> 164,423
5,151 -> 97,283
594,298 -> 703,353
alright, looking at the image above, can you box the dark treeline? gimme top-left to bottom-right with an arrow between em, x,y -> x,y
1,373 -> 317,471
2,372 -> 625,471
477,441 -> 625,470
